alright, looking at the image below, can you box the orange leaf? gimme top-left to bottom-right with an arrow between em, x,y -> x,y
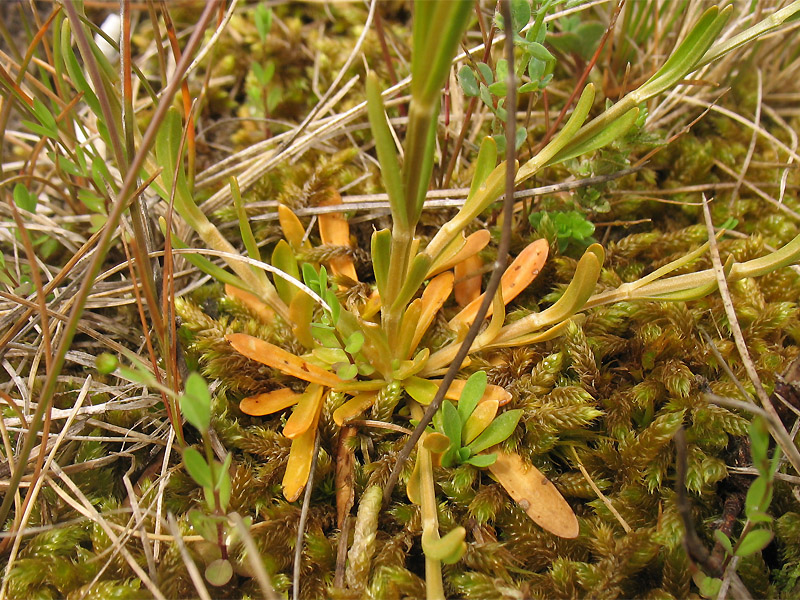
429,230 -> 491,277
226,333 -> 343,388
278,205 -> 310,251
239,388 -> 300,416
283,408 -> 321,502
283,384 -> 325,439
318,189 -> 358,282
333,392 -> 377,426
488,449 -> 579,539
454,253 -> 483,307
409,272 -> 453,353
225,283 -> 275,323
450,239 -> 548,328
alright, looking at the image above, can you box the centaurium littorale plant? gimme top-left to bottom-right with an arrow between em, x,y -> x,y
158,1 -> 800,597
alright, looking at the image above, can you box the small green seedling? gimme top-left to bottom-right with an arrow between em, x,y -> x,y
530,210 -> 597,253
696,416 -> 780,598
429,370 -> 522,468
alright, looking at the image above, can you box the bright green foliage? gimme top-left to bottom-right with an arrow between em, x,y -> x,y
530,210 -> 597,253
430,371 -> 522,468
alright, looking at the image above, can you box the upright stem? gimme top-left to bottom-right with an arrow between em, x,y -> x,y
383,0 -> 518,506
381,228 -> 414,342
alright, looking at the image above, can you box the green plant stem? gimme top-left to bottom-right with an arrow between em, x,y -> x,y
418,433 -> 444,600
383,0 -> 518,507
382,229 -> 414,341
0,0 -> 219,532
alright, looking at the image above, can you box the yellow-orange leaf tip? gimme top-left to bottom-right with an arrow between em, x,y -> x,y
239,388 -> 300,416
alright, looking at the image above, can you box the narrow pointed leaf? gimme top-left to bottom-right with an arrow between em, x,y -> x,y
319,189 -> 358,282
333,392 -> 377,426
454,253 -> 483,307
283,384 -> 325,439
226,333 -> 343,387
467,409 -> 522,454
366,73 -> 406,228
451,239 -> 549,328
457,370 -> 487,424
410,272 -> 454,352
278,204 -> 310,251
283,418 -> 319,502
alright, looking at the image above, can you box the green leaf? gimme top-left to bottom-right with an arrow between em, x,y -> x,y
694,574 -> 722,598
467,137 -> 498,201
714,529 -> 733,555
457,65 -> 479,97
464,454 -> 497,469
639,7 -> 730,100
205,558 -> 233,587
457,370 -> 487,424
497,0 -> 531,32
57,154 -> 83,177
215,453 -> 233,491
336,363 -> 358,380
735,528 -> 773,557
29,97 -> 58,138
188,509 -> 220,543
749,417 -> 769,466
465,453 -> 497,468
458,447 -> 471,462
254,3 -> 273,41
550,108 -> 640,165
183,448 -> 213,489
272,239 -> 300,304
467,409 -> 522,454
366,73 -> 406,229
488,81 -> 508,97
745,476 -> 772,516
231,177 -> 262,266
13,184 -> 36,212
527,41 -> 554,62
302,262 -> 319,291
344,331 -> 365,355
441,400 -> 461,450
217,472 -> 231,512
476,62 -> 493,85
371,228 -> 392,300
181,372 -> 212,433
479,83 -> 494,109
748,511 -> 773,524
